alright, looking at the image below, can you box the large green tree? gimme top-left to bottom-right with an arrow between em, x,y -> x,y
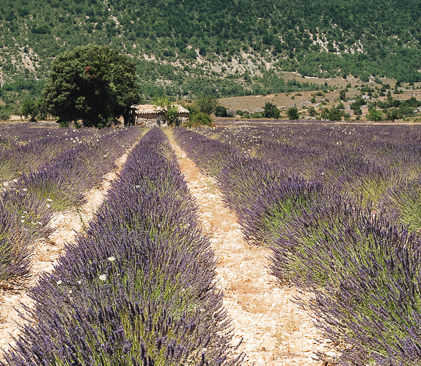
43,45 -> 139,127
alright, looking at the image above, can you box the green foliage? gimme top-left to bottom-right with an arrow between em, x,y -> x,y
321,107 -> 344,121
189,112 -> 212,127
308,107 -> 318,116
184,101 -> 212,127
2,0 -> 421,103
152,96 -> 180,126
21,100 -> 38,121
215,106 -> 228,117
263,102 -> 280,119
196,96 -> 217,115
36,99 -> 48,120
368,108 -> 383,121
287,107 -> 299,120
0,109 -> 10,121
385,108 -> 402,121
374,96 -> 420,121
166,105 -> 179,126
43,45 -> 139,128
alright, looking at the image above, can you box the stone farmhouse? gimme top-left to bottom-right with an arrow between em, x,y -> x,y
129,104 -> 189,127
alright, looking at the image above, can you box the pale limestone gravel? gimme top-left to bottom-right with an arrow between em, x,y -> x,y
0,135 -> 142,358
168,131 -> 334,366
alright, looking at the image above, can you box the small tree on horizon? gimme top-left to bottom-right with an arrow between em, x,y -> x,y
21,100 -> 38,122
263,102 -> 280,119
287,107 -> 299,120
196,96 -> 217,115
368,108 -> 383,121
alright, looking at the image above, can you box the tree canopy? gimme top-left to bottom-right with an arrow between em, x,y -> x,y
287,107 -> 299,120
43,45 -> 139,128
263,102 -> 280,119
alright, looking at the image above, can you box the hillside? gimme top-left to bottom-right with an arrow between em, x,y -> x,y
1,0 -> 421,104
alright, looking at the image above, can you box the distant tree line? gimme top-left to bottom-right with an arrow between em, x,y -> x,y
1,0 -> 421,104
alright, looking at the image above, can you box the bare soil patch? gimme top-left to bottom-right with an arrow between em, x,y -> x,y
167,131 -> 333,365
0,135 -> 142,358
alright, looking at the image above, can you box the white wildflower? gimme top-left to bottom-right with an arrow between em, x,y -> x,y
99,274 -> 107,281
22,188 -> 27,191
46,204 -> 51,208
77,280 -> 81,284
47,198 -> 53,202
107,257 -> 116,262
68,290 -> 72,294
57,280 -> 62,285
13,179 -> 18,183
3,182 -> 8,187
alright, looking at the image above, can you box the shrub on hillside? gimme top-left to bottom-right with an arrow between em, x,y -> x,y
215,105 -> 228,117
287,107 -> 299,120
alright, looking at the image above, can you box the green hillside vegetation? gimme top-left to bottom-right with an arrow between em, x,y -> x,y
1,0 -> 421,109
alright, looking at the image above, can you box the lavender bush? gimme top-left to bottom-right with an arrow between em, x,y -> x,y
240,178 -> 333,246
0,206 -> 33,282
311,223 -> 421,366
379,176 -> 421,232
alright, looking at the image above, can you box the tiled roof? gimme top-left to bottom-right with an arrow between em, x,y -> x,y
131,104 -> 189,114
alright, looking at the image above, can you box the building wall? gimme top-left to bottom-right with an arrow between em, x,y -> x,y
134,113 -> 189,127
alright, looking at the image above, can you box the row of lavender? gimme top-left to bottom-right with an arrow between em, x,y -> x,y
0,124 -> 83,151
0,123 -> 102,146
0,127 -> 141,284
4,128 -> 243,365
199,124 -> 421,209
174,127 -> 421,365
0,128 -> 113,184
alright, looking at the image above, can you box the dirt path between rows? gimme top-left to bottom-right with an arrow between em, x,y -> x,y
0,135 -> 142,358
168,131 -> 334,366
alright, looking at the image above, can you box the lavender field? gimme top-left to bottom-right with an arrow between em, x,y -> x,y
1,126 -> 244,366
1,122 -> 421,365
175,123 -> 421,365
